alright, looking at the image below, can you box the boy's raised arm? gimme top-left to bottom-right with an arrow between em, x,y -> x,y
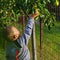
22,17 -> 34,45
17,13 -> 39,46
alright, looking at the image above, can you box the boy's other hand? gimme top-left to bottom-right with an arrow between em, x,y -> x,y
29,12 -> 40,19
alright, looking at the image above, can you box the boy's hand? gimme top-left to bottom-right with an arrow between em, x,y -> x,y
29,12 -> 39,19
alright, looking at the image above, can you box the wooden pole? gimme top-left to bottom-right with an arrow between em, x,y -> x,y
32,23 -> 37,60
40,18 -> 43,60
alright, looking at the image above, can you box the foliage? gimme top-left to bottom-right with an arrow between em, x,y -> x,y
0,0 -> 58,30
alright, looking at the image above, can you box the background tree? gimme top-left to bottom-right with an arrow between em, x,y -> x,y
0,0 -> 59,29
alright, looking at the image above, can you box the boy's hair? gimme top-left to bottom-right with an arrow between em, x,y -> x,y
5,26 -> 20,40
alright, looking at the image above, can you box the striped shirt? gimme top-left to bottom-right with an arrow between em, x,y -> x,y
6,18 -> 34,60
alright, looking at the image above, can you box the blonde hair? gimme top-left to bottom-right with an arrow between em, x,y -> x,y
6,26 -> 20,41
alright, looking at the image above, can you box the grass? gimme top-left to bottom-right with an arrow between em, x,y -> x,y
0,21 -> 60,60
34,21 -> 60,60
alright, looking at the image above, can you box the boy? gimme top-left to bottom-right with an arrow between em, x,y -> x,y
5,13 -> 39,60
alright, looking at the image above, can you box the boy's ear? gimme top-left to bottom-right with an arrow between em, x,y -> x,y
13,35 -> 16,39
13,35 -> 15,38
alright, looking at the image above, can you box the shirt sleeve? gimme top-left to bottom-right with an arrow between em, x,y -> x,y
17,18 -> 34,46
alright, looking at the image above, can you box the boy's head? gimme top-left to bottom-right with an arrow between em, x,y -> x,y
6,26 -> 20,41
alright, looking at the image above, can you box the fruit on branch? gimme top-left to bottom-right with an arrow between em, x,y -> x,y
33,4 -> 40,14
35,9 -> 39,14
55,0 -> 59,6
51,0 -> 59,6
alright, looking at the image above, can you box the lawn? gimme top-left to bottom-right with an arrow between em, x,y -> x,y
34,21 -> 60,60
0,21 -> 60,60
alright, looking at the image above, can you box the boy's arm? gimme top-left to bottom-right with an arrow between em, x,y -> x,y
22,18 -> 34,45
17,18 -> 34,45
17,13 -> 39,46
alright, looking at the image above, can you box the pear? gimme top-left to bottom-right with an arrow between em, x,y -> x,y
55,0 -> 59,6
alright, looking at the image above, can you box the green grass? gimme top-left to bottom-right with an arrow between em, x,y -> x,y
0,22 -> 60,60
34,22 -> 60,60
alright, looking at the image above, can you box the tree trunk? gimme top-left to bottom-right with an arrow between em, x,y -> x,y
40,18 -> 43,60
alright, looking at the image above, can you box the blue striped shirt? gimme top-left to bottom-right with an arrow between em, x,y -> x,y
6,18 -> 34,60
